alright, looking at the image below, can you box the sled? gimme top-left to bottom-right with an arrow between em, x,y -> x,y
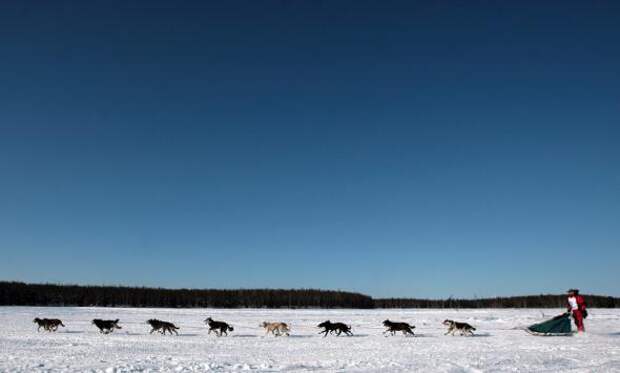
525,313 -> 574,336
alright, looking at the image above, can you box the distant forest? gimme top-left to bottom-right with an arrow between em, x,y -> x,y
374,294 -> 620,308
1,282 -> 619,308
0,282 -> 374,309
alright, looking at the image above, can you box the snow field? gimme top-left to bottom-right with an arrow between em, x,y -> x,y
1,307 -> 619,372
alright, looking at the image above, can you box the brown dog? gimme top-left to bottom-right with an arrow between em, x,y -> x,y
33,318 -> 65,332
260,321 -> 290,336
147,319 -> 179,335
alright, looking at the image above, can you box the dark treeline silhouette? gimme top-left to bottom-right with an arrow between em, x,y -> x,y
1,282 -> 618,308
374,294 -> 620,308
0,282 -> 374,309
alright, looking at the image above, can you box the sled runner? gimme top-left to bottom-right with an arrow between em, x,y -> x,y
525,313 -> 574,336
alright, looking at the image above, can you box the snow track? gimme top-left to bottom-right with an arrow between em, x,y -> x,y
1,307 -> 619,372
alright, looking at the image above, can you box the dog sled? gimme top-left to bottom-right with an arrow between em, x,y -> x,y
525,313 -> 574,336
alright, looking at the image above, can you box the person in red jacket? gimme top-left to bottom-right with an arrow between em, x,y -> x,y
567,289 -> 587,332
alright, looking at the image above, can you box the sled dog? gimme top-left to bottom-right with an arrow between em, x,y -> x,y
147,319 -> 179,335
317,320 -> 352,337
382,319 -> 415,336
260,321 -> 290,336
33,318 -> 65,332
205,317 -> 234,336
92,319 -> 122,334
443,319 -> 476,336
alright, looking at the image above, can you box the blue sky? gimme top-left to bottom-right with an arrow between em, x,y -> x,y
1,1 -> 619,298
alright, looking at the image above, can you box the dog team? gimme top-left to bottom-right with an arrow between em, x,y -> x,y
33,316 -> 476,337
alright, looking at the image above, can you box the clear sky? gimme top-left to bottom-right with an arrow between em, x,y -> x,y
1,1 -> 619,298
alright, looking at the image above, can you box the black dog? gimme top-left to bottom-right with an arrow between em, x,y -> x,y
204,317 -> 234,336
317,320 -> 352,337
92,319 -> 122,334
382,319 -> 415,336
147,319 -> 179,335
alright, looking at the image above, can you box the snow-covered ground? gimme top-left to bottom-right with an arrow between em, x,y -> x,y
1,307 -> 619,372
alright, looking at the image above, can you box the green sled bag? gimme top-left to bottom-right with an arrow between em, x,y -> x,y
526,313 -> 573,336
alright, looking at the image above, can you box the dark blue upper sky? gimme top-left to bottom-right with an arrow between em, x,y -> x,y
1,1 -> 618,297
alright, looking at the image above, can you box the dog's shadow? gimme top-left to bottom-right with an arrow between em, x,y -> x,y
60,330 -> 84,334
608,332 -> 620,337
232,334 -> 258,338
440,332 -> 492,338
388,333 -> 432,338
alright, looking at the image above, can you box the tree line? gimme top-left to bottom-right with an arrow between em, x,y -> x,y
1,282 -> 618,308
374,294 -> 620,308
0,282 -> 374,309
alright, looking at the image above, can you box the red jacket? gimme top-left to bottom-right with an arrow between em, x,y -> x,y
567,295 -> 586,312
